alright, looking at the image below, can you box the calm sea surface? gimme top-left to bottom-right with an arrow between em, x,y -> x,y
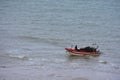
0,0 -> 120,80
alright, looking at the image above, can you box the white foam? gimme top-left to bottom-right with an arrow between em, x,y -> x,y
9,54 -> 26,59
98,60 -> 107,64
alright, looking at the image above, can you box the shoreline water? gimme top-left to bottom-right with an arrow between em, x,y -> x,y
0,64 -> 120,80
0,44 -> 120,80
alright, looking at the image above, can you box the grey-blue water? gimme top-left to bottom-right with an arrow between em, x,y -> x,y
0,0 -> 120,80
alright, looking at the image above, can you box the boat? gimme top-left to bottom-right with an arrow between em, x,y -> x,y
65,46 -> 101,56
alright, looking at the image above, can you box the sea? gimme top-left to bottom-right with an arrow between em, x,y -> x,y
0,0 -> 120,80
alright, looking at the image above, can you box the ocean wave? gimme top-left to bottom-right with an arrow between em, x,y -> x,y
19,35 -> 70,47
9,54 -> 28,60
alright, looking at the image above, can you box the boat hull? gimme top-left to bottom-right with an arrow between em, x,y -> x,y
65,48 -> 101,56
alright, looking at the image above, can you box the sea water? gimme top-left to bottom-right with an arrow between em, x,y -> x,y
0,0 -> 120,80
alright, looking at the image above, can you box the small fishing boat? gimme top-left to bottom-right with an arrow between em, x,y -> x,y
65,45 -> 101,56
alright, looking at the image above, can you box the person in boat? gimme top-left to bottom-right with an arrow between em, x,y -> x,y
80,46 -> 96,52
75,45 -> 79,51
75,45 -> 97,52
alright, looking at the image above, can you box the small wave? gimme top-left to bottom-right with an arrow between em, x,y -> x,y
9,54 -> 28,60
19,35 -> 67,47
110,63 -> 120,69
98,60 -> 107,64
20,36 -> 40,40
